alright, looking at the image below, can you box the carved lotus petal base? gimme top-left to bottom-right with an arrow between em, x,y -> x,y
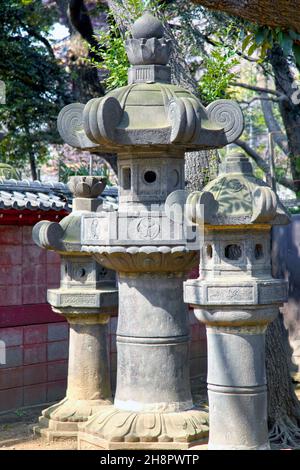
34,397 -> 113,441
89,247 -> 199,274
77,406 -> 209,450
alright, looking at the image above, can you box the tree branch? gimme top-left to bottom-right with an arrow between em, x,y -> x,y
232,82 -> 283,97
190,0 -> 300,35
238,96 -> 283,106
69,0 -> 98,52
17,19 -> 55,57
260,96 -> 289,155
236,139 -> 270,174
236,139 -> 295,190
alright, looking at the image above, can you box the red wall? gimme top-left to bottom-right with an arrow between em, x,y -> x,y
0,225 -> 68,413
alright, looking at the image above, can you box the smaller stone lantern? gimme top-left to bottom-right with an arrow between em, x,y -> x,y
184,153 -> 290,450
32,177 -> 118,441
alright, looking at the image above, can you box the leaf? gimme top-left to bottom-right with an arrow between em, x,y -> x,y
261,41 -> 271,59
255,28 -> 267,45
242,34 -> 253,52
277,31 -> 283,43
281,33 -> 294,56
248,42 -> 258,56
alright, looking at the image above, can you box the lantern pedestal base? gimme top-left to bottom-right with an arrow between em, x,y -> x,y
77,406 -> 209,450
34,398 -> 112,442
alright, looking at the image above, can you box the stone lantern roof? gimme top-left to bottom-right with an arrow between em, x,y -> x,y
188,152 -> 290,227
57,12 -> 244,153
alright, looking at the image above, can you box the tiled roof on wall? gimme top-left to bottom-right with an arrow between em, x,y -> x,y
0,179 -> 118,212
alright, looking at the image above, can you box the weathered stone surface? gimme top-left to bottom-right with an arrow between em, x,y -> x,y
184,152 -> 289,450
131,12 -> 164,40
186,152 -> 290,227
78,405 -> 208,450
84,246 -> 198,274
68,176 -> 106,199
33,177 -> 118,441
56,9 -> 244,154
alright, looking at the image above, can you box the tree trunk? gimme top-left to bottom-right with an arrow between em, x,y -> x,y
189,1 -> 300,34
24,127 -> 37,181
270,44 -> 300,193
268,229 -> 300,448
266,316 -> 300,448
56,0 -> 119,174
28,145 -> 37,180
185,150 -> 219,192
53,0 -> 105,101
260,96 -> 289,155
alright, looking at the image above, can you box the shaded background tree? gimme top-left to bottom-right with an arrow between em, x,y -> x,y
190,0 -> 300,34
0,0 -> 71,179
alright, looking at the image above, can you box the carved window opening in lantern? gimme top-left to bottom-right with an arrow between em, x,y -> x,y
123,167 -> 131,190
225,244 -> 242,261
254,243 -> 264,260
144,170 -> 157,184
78,268 -> 86,278
206,244 -> 213,259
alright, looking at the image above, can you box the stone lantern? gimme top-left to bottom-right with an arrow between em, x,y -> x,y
184,152 -> 290,450
53,12 -> 244,449
32,177 -> 118,441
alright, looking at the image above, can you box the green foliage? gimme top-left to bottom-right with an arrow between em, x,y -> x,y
295,156 -> 300,173
275,165 -> 288,180
0,0 -> 70,177
198,49 -> 238,105
90,0 -> 163,91
125,0 -> 146,20
242,26 -> 300,67
254,167 -> 265,180
59,161 -> 112,185
125,0 -> 164,21
91,19 -> 129,90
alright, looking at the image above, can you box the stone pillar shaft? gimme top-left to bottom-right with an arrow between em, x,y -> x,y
206,325 -> 269,450
66,318 -> 111,402
115,273 -> 192,412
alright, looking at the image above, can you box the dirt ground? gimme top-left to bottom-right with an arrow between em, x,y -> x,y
0,405 -> 77,450
0,394 -> 209,451
0,389 -> 299,451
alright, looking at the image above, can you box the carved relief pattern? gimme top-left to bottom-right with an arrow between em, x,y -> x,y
136,217 -> 160,239
43,397 -> 112,423
80,406 -> 208,443
57,103 -> 85,148
206,99 -> 244,143
68,176 -> 106,199
83,245 -> 198,273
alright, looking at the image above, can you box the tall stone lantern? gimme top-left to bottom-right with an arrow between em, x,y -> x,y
32,177 -> 118,441
184,152 -> 290,450
53,12 -> 244,449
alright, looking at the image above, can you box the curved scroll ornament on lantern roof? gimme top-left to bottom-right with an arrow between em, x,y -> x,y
186,153 -> 291,227
57,12 -> 244,153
